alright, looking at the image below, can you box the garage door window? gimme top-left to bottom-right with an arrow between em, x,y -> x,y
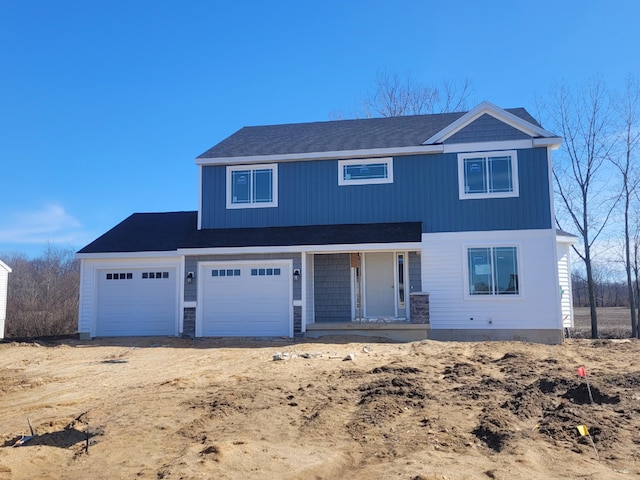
106,272 -> 133,280
211,269 -> 241,277
142,272 -> 169,279
251,268 -> 281,276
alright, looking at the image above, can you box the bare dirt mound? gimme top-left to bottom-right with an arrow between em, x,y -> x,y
0,338 -> 638,479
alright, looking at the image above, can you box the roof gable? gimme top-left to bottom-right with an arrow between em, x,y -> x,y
422,101 -> 556,145
443,113 -> 533,144
0,260 -> 11,273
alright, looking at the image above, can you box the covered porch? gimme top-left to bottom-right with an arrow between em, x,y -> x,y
303,248 -> 430,341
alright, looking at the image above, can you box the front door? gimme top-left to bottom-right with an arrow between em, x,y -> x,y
364,252 -> 395,317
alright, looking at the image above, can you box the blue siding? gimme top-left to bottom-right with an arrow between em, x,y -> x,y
200,148 -> 552,232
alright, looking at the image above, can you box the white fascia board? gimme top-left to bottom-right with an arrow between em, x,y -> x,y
556,233 -> 579,244
443,139 -> 533,154
178,241 -> 422,256
76,251 -> 181,260
0,260 -> 11,273
195,145 -> 444,166
533,137 -> 563,149
422,101 -> 558,145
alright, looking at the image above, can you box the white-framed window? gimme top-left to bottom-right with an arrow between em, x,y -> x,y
226,164 -> 278,209
458,151 -> 518,199
338,158 -> 393,186
466,246 -> 520,296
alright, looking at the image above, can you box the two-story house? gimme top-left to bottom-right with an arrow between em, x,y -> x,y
77,101 -> 575,344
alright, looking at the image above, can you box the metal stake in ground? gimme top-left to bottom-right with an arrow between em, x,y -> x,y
577,425 -> 599,460
576,365 -> 594,404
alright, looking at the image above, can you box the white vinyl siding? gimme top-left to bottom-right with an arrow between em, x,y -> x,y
557,242 -> 574,328
0,262 -> 10,339
422,229 -> 561,330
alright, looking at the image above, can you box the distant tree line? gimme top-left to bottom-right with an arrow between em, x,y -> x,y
3,246 -> 79,338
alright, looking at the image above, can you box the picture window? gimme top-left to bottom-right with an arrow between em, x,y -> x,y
227,164 -> 278,209
458,151 -> 518,199
467,246 -> 519,296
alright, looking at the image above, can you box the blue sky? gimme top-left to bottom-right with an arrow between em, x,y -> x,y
1,0 -> 639,257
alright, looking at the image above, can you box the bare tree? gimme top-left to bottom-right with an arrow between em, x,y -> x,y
610,75 -> 640,337
359,71 -> 473,118
4,245 -> 79,338
542,79 -> 617,338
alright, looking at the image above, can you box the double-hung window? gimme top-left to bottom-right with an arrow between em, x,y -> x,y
338,158 -> 393,186
467,246 -> 519,296
226,164 -> 278,209
458,151 -> 518,199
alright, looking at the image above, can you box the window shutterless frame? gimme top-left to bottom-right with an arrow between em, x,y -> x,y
226,164 -> 278,209
338,158 -> 393,186
464,245 -> 521,297
457,151 -> 518,199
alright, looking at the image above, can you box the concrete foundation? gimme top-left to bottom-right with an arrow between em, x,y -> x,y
429,328 -> 564,345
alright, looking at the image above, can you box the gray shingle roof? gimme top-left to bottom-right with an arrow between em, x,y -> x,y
77,212 -> 422,254
197,108 -> 541,159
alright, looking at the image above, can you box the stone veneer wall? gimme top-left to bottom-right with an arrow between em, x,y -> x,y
183,307 -> 196,337
409,292 -> 429,324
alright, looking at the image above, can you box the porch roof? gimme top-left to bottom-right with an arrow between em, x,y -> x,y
77,211 -> 422,254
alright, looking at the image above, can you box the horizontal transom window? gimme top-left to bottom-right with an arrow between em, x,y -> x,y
458,151 -> 518,199
226,164 -> 278,209
338,158 -> 393,185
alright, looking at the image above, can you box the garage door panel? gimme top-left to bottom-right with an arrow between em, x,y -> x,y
201,263 -> 291,337
96,268 -> 176,336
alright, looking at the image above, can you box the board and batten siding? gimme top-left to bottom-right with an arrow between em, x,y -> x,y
422,229 -> 562,331
200,148 -> 552,233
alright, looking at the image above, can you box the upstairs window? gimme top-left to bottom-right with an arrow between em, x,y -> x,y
458,151 -> 518,199
338,158 -> 393,185
227,164 -> 278,209
467,246 -> 519,296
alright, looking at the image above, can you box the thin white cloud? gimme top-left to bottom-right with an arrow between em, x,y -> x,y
0,204 -> 87,247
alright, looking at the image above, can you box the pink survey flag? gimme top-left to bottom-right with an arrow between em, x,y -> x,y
577,366 -> 586,377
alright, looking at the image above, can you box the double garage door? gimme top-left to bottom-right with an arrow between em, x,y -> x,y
96,268 -> 177,336
200,262 -> 291,337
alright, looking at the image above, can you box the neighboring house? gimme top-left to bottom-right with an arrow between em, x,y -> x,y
77,101 -> 576,343
0,260 -> 11,339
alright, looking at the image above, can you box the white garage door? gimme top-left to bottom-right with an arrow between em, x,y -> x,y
96,268 -> 177,336
200,262 -> 291,337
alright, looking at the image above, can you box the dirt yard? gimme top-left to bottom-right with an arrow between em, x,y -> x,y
1,335 -> 639,480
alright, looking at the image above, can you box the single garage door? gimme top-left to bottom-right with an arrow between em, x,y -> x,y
96,268 -> 177,336
200,262 -> 291,337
